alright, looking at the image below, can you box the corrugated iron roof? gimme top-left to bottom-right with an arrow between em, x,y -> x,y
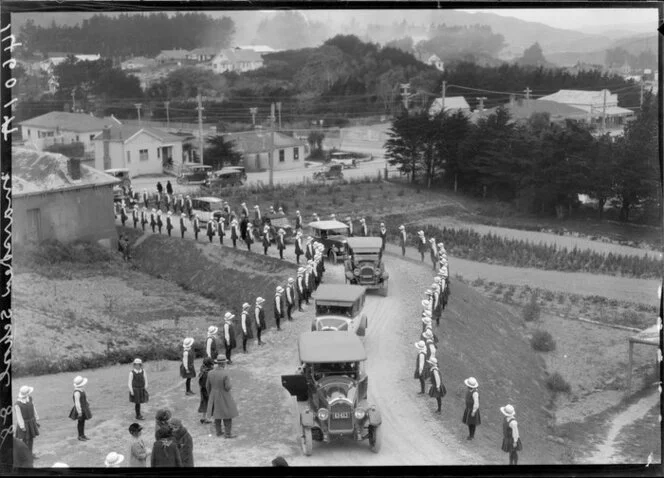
19,112 -> 121,132
12,148 -> 119,197
215,48 -> 264,64
93,125 -> 184,143
222,131 -> 305,153
483,99 -> 590,121
429,97 -> 471,116
156,49 -> 189,60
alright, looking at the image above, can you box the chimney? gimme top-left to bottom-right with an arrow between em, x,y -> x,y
103,125 -> 111,170
68,157 -> 81,180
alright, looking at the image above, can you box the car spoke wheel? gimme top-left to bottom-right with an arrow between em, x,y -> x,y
301,426 -> 313,456
369,425 -> 382,453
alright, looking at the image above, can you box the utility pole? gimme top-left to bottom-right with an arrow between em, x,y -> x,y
71,87 -> 76,112
441,80 -> 446,116
134,103 -> 143,126
640,80 -> 645,107
269,105 -> 275,188
249,107 -> 257,127
164,101 -> 170,128
196,91 -> 204,164
524,87 -> 532,100
476,97 -> 487,115
601,89 -> 607,132
400,83 -> 410,111
276,102 -> 282,130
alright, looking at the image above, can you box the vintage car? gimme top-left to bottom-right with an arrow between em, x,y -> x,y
205,168 -> 244,188
176,164 -> 212,185
190,196 -> 224,223
105,168 -> 131,189
329,152 -> 358,169
267,215 -> 294,243
312,163 -> 344,182
344,237 -> 389,296
281,331 -> 382,456
220,165 -> 247,181
308,220 -> 350,264
311,284 -> 367,337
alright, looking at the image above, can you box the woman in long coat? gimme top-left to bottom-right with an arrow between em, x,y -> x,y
151,427 -> 181,467
206,356 -> 239,438
198,358 -> 214,424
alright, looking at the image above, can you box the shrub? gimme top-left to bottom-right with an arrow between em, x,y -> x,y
397,189 -> 405,197
546,372 -> 571,394
531,330 -> 556,352
471,277 -> 485,287
523,293 -> 541,322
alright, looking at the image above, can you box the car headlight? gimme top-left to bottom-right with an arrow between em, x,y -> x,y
354,268 -> 360,276
354,408 -> 365,420
317,408 -> 329,421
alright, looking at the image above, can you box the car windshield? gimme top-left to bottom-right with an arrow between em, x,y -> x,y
316,305 -> 353,317
327,228 -> 347,236
353,252 -> 381,262
316,373 -> 358,399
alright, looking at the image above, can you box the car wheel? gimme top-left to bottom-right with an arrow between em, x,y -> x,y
176,177 -> 184,184
301,426 -> 313,456
369,425 -> 382,453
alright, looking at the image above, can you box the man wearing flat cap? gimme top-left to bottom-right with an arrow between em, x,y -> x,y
206,355 -> 239,439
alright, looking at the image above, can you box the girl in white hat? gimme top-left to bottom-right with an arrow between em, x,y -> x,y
462,377 -> 481,440
217,216 -> 225,245
429,238 -> 438,270
294,231 -> 304,264
193,214 -> 201,241
274,287 -> 284,331
295,210 -> 302,231
140,207 -> 148,232
240,303 -> 253,353
285,278 -> 295,320
398,225 -> 407,256
132,205 -> 139,229
230,218 -> 240,248
181,338 -> 196,396
69,376 -> 92,441
262,225 -> 271,255
128,358 -> 149,420
222,312 -> 237,364
255,297 -> 266,346
179,213 -> 188,239
413,341 -> 429,395
15,385 -> 39,456
417,231 -> 427,262
104,451 -> 125,468
500,404 -> 521,465
427,358 -> 447,413
205,326 -> 219,360
430,282 -> 441,326
276,228 -> 286,259
166,211 -> 174,237
150,209 -> 157,233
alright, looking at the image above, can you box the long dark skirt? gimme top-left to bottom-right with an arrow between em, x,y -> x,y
198,388 -> 209,414
462,407 -> 481,425
16,418 -> 39,441
502,437 -> 522,452
130,388 -> 149,404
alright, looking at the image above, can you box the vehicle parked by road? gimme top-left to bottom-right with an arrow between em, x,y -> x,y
313,163 -> 344,182
308,220 -> 350,264
281,331 -> 382,456
311,284 -> 368,337
330,152 -> 358,169
105,168 -> 131,189
220,165 -> 247,181
205,169 -> 244,188
191,196 -> 224,223
344,237 -> 389,296
176,163 -> 212,185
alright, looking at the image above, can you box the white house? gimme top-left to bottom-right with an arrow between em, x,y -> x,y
428,96 -> 471,117
40,54 -> 101,73
212,48 -> 264,73
155,49 -> 188,65
235,45 -> 279,53
19,111 -> 122,157
426,54 -> 444,72
94,125 -> 184,177
185,47 -> 217,63
223,130 -> 308,172
537,89 -> 634,128
120,56 -> 157,71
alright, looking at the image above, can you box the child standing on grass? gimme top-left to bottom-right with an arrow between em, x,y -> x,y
398,225 -> 407,256
128,358 -> 149,420
417,230 -> 427,262
240,303 -> 253,353
128,423 -> 148,467
500,404 -> 522,465
181,338 -> 196,396
14,385 -> 39,458
427,358 -> 446,413
462,377 -> 481,440
69,376 -> 92,441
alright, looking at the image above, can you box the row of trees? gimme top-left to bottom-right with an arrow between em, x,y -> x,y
385,92 -> 659,223
19,13 -> 235,58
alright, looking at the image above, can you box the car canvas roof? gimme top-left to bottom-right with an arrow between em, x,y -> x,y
346,237 -> 383,250
308,220 -> 349,230
298,331 -> 367,363
313,284 -> 366,303
194,196 -> 223,203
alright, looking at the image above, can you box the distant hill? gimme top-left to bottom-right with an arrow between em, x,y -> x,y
545,32 -> 658,67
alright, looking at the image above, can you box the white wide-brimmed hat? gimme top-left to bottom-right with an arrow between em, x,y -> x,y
104,452 -> 125,467
73,376 -> 88,388
464,377 -> 479,388
256,297 -> 265,304
276,286 -> 284,293
167,211 -> 172,216
431,283 -> 439,289
434,276 -> 441,283
208,326 -> 219,335
181,213 -> 186,217
380,222 -> 385,227
224,312 -> 235,322
279,228 -> 285,234
422,316 -> 432,324
133,358 -> 143,365
398,225 -> 405,230
360,218 -> 365,223
424,289 -> 432,296
430,238 -> 436,243
18,385 -> 33,398
297,267 -> 305,274
151,208 -> 156,213
500,404 -> 516,417
417,230 -> 424,236
421,299 -> 431,308
422,309 -> 432,317
183,337 -> 194,348
242,302 -> 250,309
415,340 -> 426,351
254,205 -> 259,209
287,277 -> 295,284
423,329 -> 433,338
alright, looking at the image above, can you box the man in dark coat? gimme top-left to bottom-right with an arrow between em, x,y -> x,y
285,278 -> 295,321
185,195 -> 193,217
166,180 -> 173,195
150,209 -> 157,233
142,189 -> 149,209
156,181 -> 163,194
170,418 -> 194,467
206,356 -> 239,439
155,191 -> 162,211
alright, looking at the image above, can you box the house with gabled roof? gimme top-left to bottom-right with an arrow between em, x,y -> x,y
211,48 -> 264,73
428,96 -> 471,117
12,148 -> 120,249
185,47 -> 218,63
476,98 -> 590,125
537,89 -> 635,128
19,111 -> 122,156
155,49 -> 189,65
222,130 -> 308,172
93,125 -> 184,177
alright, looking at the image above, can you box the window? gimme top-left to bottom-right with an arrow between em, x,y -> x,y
76,135 -> 79,142
293,147 -> 299,160
157,148 -> 161,158
127,151 -> 131,163
139,149 -> 149,161
27,129 -> 31,137
279,149 -> 285,162
90,134 -> 95,142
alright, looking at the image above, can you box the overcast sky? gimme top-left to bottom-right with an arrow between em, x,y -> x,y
463,8 -> 659,31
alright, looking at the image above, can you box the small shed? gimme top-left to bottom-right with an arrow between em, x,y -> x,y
625,322 -> 660,394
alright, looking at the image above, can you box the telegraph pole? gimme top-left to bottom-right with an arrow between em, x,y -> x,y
601,89 -> 607,132
524,87 -> 532,100
400,83 -> 410,111
269,104 -> 275,187
249,107 -> 257,127
476,97 -> 487,114
640,80 -> 645,107
71,87 -> 76,112
196,91 -> 204,164
276,102 -> 282,130
441,80 -> 446,115
164,101 -> 170,128
134,103 -> 143,126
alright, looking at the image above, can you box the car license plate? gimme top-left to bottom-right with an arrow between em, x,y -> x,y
333,412 -> 350,419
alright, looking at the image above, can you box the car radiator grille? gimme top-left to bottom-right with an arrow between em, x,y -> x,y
359,266 -> 375,282
329,402 -> 353,432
